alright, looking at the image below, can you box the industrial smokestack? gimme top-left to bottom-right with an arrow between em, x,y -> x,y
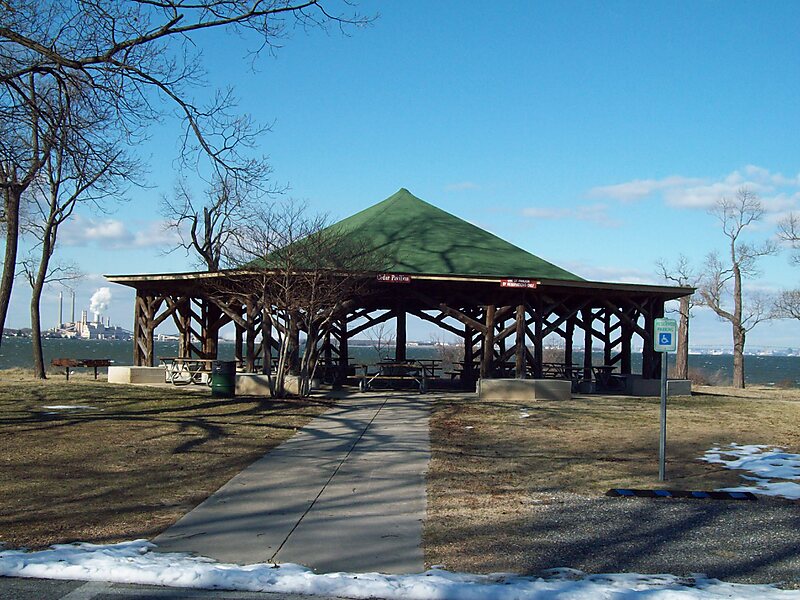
106,317 -> 111,328
81,310 -> 87,325
71,291 -> 76,323
58,291 -> 63,328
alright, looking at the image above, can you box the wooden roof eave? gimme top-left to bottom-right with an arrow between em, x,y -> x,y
105,270 -> 694,300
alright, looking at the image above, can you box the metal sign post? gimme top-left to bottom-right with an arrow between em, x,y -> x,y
654,318 -> 677,482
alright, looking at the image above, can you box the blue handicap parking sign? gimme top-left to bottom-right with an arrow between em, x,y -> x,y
658,332 -> 672,346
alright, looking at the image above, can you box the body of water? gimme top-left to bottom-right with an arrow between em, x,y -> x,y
2,337 -> 799,387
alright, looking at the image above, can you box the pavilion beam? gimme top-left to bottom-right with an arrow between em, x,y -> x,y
409,290 -> 487,334
408,309 -> 464,339
347,309 -> 395,339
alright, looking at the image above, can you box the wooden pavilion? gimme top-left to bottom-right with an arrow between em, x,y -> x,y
106,189 -> 693,386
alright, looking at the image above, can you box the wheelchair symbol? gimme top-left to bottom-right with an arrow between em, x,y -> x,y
658,332 -> 672,346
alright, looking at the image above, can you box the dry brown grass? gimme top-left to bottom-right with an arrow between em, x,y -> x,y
425,385 -> 800,572
0,370 -> 334,549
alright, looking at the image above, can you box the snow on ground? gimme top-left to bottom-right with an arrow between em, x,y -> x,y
700,444 -> 800,500
41,405 -> 97,410
1,540 -> 799,599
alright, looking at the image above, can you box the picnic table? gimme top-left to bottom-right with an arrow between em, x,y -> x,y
159,357 -> 216,385
592,365 -> 627,392
51,358 -> 112,381
358,359 -> 440,393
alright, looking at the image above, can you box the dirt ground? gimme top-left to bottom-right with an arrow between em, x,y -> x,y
0,370 -> 334,549
425,385 -> 800,583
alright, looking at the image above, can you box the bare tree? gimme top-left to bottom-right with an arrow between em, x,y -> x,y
365,321 -> 395,363
772,208 -> 800,330
161,175 -> 273,272
773,289 -> 800,321
0,0 -> 371,343
778,212 -> 800,266
21,98 -> 135,378
429,332 -> 464,372
698,188 -> 776,388
223,200 -> 387,397
656,255 -> 700,380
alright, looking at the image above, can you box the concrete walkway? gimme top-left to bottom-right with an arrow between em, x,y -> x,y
154,392 -> 431,574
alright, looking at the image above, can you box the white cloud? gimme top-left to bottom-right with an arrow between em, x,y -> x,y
560,261 -> 656,284
588,176 -> 703,202
588,165 -> 800,214
60,216 -> 179,250
522,203 -> 620,227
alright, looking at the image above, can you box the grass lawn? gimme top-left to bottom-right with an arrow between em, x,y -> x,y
0,370 -> 334,550
425,385 -> 800,574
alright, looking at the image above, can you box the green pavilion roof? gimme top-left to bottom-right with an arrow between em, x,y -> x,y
327,188 -> 583,281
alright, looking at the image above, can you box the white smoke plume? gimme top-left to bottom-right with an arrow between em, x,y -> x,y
89,287 -> 112,319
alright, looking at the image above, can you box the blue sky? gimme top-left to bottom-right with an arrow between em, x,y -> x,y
11,1 -> 800,348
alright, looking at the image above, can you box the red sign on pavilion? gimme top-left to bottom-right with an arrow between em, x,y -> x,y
500,278 -> 539,289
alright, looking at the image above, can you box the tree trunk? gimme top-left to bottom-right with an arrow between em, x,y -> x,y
0,188 -> 22,347
30,276 -> 46,379
732,326 -> 746,388
675,295 -> 690,380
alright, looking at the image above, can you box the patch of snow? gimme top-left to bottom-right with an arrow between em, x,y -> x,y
42,405 -> 97,410
519,412 -> 531,418
1,541 -> 799,599
700,444 -> 800,500
464,426 -> 474,430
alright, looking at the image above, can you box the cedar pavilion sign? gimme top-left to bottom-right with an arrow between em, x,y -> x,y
106,189 -> 692,385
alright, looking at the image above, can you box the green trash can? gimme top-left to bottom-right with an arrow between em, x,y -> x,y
211,360 -> 237,398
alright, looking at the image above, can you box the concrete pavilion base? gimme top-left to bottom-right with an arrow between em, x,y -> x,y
477,378 -> 572,401
625,376 -> 692,397
107,365 -> 165,384
236,374 -> 322,397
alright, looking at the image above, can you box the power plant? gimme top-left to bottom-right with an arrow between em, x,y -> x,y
48,290 -> 131,340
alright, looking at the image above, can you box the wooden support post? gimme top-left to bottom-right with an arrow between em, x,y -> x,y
463,321 -> 475,386
481,305 -> 496,379
132,291 -> 146,366
261,306 -> 272,375
201,300 -> 221,360
621,307 -> 633,375
642,301 -> 656,379
235,320 -> 244,365
323,331 -> 332,374
178,299 -> 191,358
132,292 -> 160,367
287,313 -> 300,375
533,299 -> 543,379
652,299 -> 664,377
395,309 -> 407,362
245,302 -> 257,372
514,304 -> 526,378
601,309 -> 610,366
565,315 -> 575,370
338,317 -> 349,383
582,308 -> 593,381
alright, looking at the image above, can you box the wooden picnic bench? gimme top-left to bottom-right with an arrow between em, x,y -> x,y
51,358 -> 112,381
358,360 -> 440,393
159,357 -> 216,385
